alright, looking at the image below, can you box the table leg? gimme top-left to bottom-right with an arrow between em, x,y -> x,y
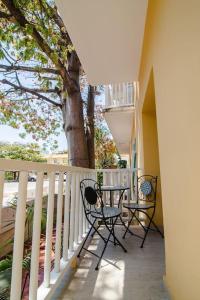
118,189 -> 128,228
110,190 -> 113,207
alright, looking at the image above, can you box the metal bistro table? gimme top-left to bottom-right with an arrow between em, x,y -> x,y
100,185 -> 129,207
99,185 -> 130,227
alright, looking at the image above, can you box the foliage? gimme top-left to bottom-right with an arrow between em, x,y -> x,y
0,0 -> 93,154
0,142 -> 46,180
0,0 -> 66,146
9,197 -> 47,237
0,257 -> 12,272
95,106 -> 118,169
0,253 -> 31,299
0,142 -> 46,162
117,159 -> 127,169
22,254 -> 31,271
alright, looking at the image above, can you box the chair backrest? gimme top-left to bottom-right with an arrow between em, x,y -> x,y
137,175 -> 157,203
80,179 -> 102,217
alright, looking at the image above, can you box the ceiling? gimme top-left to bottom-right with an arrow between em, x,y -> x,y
56,0 -> 148,85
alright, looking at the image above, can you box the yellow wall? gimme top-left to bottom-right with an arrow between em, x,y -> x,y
142,72 -> 163,226
137,0 -> 200,299
44,153 -> 68,165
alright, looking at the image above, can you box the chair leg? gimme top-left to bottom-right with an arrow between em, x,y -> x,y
105,217 -> 127,253
140,215 -> 153,248
111,218 -> 116,245
151,220 -> 164,238
95,217 -> 127,271
90,221 -> 108,242
91,222 -> 101,237
95,225 -> 113,270
142,211 -> 164,238
77,219 -> 95,258
122,210 -> 135,239
134,212 -> 146,232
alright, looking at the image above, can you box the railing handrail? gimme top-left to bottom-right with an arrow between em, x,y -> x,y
0,158 -> 141,173
0,158 -> 93,173
97,168 -> 140,172
0,158 -> 139,299
104,81 -> 139,108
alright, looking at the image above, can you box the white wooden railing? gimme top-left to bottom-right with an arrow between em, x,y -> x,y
104,82 -> 139,108
0,159 -> 135,300
97,168 -> 132,201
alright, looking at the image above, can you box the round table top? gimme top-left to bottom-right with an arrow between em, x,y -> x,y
100,185 -> 130,192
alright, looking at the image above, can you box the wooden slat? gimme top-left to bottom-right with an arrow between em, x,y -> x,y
63,172 -> 71,261
79,173 -> 83,241
44,172 -> 55,288
0,171 -> 4,233
0,158 -> 92,173
10,171 -> 28,300
55,172 -> 64,272
29,172 -> 44,300
74,173 -> 80,245
83,173 -> 87,234
69,172 -> 76,252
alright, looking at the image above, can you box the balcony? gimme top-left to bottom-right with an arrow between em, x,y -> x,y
0,159 -> 142,300
0,159 -> 168,299
103,82 -> 138,156
104,82 -> 138,109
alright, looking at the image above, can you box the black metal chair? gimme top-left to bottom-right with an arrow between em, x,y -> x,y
77,179 -> 127,270
123,175 -> 164,248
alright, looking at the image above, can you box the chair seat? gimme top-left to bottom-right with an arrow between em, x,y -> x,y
91,207 -> 121,219
123,203 -> 155,210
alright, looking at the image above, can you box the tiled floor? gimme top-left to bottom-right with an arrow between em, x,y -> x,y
54,226 -> 170,300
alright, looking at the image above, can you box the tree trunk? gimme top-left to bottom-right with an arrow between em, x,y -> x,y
62,52 -> 91,168
62,91 -> 89,167
86,85 -> 95,169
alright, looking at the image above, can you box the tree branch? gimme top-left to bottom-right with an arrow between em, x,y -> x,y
26,88 -> 61,94
45,3 -> 72,46
0,11 -> 13,19
0,79 -> 62,108
2,0 -> 76,93
0,63 -> 60,75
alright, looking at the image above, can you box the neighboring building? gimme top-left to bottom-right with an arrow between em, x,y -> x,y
44,152 -> 68,165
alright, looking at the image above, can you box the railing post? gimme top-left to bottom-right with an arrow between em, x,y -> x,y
74,173 -> 80,245
123,83 -> 127,105
112,84 -> 116,104
0,171 -> 4,233
29,172 -> 44,300
83,173 -> 88,234
55,172 -> 64,273
102,170 -> 107,205
69,172 -> 76,252
85,173 -> 90,230
44,172 -> 55,288
133,81 -> 137,104
127,169 -> 131,201
63,172 -> 71,261
10,171 -> 28,300
105,85 -> 109,107
119,83 -> 122,105
78,173 -> 83,241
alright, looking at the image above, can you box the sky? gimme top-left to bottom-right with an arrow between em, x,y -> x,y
0,124 -> 68,152
0,48 -> 105,154
0,92 -> 105,153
